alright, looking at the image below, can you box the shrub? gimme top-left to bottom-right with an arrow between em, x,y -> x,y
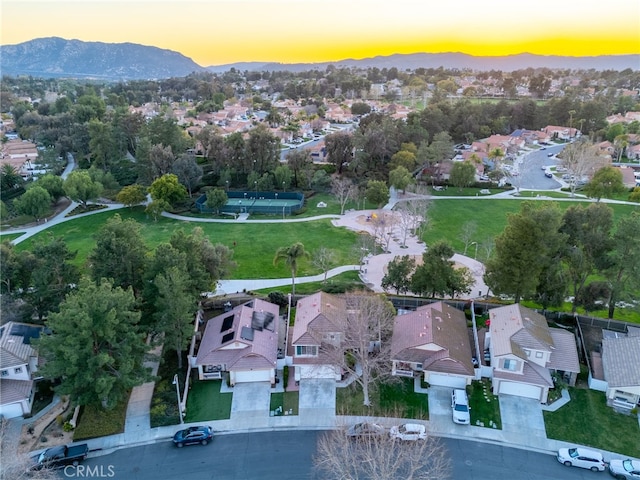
63,421 -> 74,432
283,366 -> 289,391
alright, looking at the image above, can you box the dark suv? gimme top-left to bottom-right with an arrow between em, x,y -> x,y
172,426 -> 213,447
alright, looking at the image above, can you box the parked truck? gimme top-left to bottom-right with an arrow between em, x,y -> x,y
30,443 -> 89,470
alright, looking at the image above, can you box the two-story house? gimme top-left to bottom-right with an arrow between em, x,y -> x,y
0,322 -> 44,418
194,299 -> 280,386
290,292 -> 346,383
485,304 -> 579,403
390,302 -> 475,389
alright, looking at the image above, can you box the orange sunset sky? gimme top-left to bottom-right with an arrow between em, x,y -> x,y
2,0 -> 639,67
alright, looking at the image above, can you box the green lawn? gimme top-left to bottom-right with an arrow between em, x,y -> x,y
543,387 -> 640,458
270,391 -> 299,416
255,271 -> 364,295
184,380 -> 232,422
336,377 -> 429,420
468,379 -> 502,429
0,232 -> 24,242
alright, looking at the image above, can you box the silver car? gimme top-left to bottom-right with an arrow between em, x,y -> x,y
346,422 -> 385,439
609,459 -> 640,479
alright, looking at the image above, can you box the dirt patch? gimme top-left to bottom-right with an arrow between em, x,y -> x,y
18,398 -> 74,454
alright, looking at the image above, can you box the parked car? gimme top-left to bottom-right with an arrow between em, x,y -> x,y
609,459 -> 640,479
557,447 -> 606,471
451,389 -> 471,425
346,422 -> 385,439
173,426 -> 213,447
545,171 -> 553,178
547,153 -> 554,157
30,443 -> 89,471
389,423 -> 426,441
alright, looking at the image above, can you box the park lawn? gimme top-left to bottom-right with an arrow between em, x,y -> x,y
336,378 -> 428,420
254,271 -> 364,296
0,232 -> 24,242
543,387 -> 640,458
184,380 -> 232,422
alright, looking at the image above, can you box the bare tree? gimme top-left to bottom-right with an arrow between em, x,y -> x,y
394,202 -> 420,248
560,140 -> 601,197
459,220 -> 478,255
0,419 -> 58,480
314,423 -> 451,480
370,212 -> 396,253
315,293 -> 395,407
352,232 -> 376,270
331,177 -> 357,215
401,197 -> 431,241
312,247 -> 337,283
479,237 -> 495,262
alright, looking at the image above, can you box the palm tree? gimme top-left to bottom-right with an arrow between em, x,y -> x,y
273,242 -> 310,296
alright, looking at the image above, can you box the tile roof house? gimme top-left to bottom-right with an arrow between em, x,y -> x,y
290,292 -> 346,382
195,299 -> 280,386
0,322 -> 44,419
601,328 -> 640,414
390,302 -> 475,389
485,304 -> 580,403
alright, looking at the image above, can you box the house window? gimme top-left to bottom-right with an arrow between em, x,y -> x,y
295,345 -> 318,356
1,370 -> 7,377
14,367 -> 22,374
503,359 -> 517,371
535,351 -> 543,359
524,349 -> 531,357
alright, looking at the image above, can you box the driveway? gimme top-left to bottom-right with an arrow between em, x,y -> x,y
298,379 -> 336,427
499,394 -> 548,449
230,382 -> 272,430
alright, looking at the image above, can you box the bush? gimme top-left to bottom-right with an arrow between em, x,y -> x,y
283,366 -> 289,391
63,421 -> 74,432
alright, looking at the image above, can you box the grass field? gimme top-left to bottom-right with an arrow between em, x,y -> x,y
184,380 -> 232,422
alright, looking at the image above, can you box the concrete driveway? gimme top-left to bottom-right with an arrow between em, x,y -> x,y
499,394 -> 548,449
229,382 -> 273,429
299,379 -> 336,427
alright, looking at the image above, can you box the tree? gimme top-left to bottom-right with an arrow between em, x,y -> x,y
584,166 -> 626,201
365,180 -> 390,208
172,153 -> 203,197
35,174 -> 65,202
273,164 -> 293,191
411,241 -> 466,298
448,161 -> 476,191
0,418 -> 59,480
324,131 -> 353,174
382,255 -> 416,294
13,186 -> 51,220
560,203 -> 613,312
560,139 -> 601,197
148,144 -> 176,180
389,149 -> 417,171
89,214 -> 147,295
25,235 -> 80,320
205,188 -> 228,214
154,266 -> 196,369
63,170 -> 103,208
602,212 -> 640,319
314,422 -> 451,480
36,278 -> 150,408
148,173 -> 187,207
331,177 -> 356,215
116,184 -> 148,207
0,164 -> 24,191
459,220 -> 478,256
273,242 -> 310,296
311,247 -> 336,284
145,199 -> 170,221
388,166 -> 413,193
484,202 -> 565,303
286,148 -> 312,188
630,187 -> 640,203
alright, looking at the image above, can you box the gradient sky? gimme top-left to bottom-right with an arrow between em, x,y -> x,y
2,0 -> 639,66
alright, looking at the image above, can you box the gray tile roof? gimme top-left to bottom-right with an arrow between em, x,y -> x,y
548,329 -> 580,373
0,378 -> 33,405
0,322 -> 39,370
602,336 -> 640,388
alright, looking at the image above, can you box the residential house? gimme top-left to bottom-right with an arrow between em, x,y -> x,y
390,302 -> 475,389
195,299 -> 280,386
485,304 -> 580,403
617,166 -> 638,188
600,328 -> 640,414
542,125 -> 579,141
0,322 -> 44,419
290,292 -> 346,382
1,139 -> 38,178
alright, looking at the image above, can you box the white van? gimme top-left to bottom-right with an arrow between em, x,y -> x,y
451,389 -> 471,425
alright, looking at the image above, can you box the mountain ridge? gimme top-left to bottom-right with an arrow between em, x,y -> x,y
2,37 -> 638,80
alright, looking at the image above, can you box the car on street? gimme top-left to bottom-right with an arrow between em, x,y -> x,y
545,171 -> 553,178
173,426 -> 214,447
346,422 -> 385,439
389,423 -> 427,441
608,458 -> 640,479
451,389 -> 471,425
547,153 -> 554,157
557,447 -> 606,471
540,147 -> 547,150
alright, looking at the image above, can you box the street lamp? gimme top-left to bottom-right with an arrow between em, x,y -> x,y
225,180 -> 229,191
470,241 -> 478,260
172,374 -> 184,424
282,181 -> 286,192
254,181 -> 258,199
282,205 -> 286,220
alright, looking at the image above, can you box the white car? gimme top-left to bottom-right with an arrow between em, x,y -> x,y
389,423 -> 426,441
557,447 -> 606,472
451,389 -> 470,425
609,459 -> 640,479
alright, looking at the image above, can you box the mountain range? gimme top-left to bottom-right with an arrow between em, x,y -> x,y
1,37 -> 638,80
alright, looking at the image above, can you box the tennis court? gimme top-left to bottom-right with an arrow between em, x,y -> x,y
196,191 -> 305,216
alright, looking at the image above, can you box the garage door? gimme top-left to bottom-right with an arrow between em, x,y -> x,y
232,369 -> 272,384
427,373 -> 468,389
0,402 -> 25,419
498,381 -> 542,400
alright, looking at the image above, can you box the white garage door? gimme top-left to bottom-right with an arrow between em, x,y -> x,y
498,381 -> 542,400
0,402 -> 25,419
232,369 -> 272,384
428,373 -> 468,389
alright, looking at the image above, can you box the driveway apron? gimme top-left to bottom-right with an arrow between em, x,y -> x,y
229,382 -> 272,430
498,395 -> 548,449
298,379 -> 336,428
